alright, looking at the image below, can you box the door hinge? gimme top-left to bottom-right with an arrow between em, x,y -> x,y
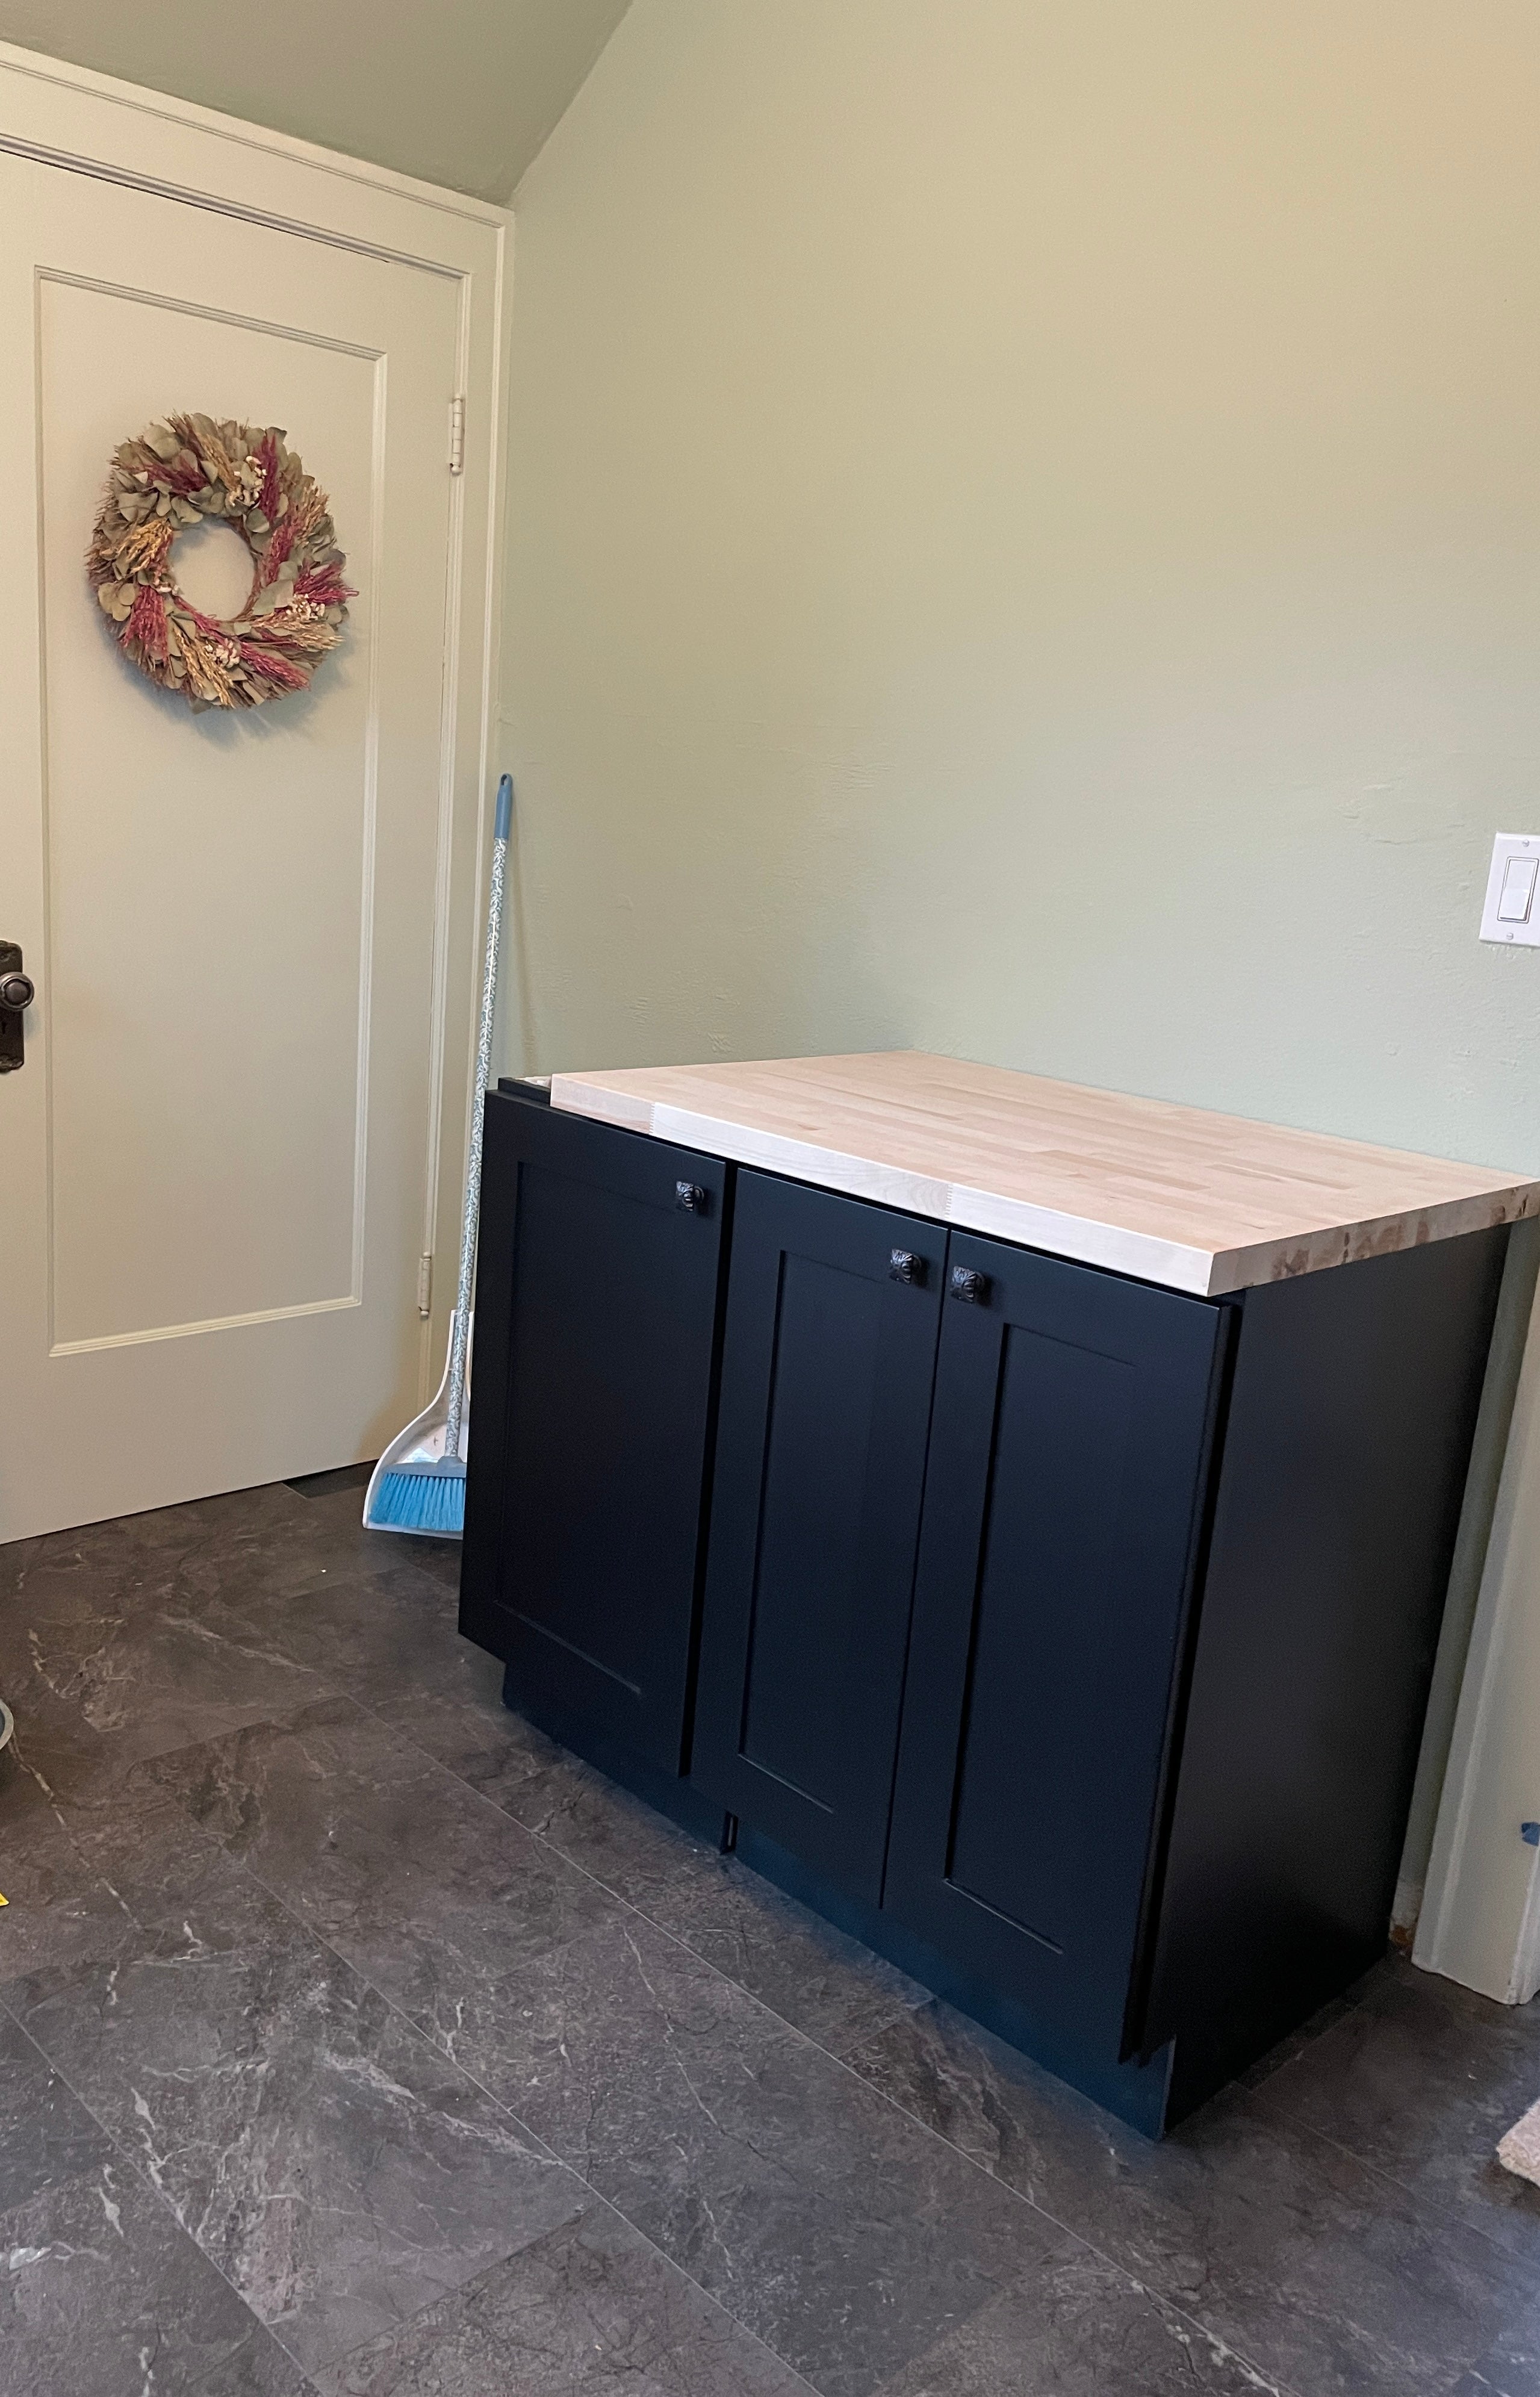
417,1252 -> 433,1317
448,395 -> 466,475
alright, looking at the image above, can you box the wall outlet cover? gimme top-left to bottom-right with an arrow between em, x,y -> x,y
1480,834 -> 1540,948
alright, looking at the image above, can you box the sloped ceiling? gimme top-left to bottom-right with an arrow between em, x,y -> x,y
0,0 -> 632,201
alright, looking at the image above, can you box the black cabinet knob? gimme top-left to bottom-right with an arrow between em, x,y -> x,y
675,1181 -> 710,1216
888,1249 -> 926,1286
0,972 -> 34,1013
949,1264 -> 990,1305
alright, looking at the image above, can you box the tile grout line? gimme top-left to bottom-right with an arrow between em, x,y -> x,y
173,1841 -> 830,2397
40,1633 -> 1157,2397
29,1704 -> 831,2397
143,1795 -> 1268,2397
229,1565 -> 1515,2383
188,1580 -> 1306,2397
0,1988 -> 324,2395
1243,2069 -> 1540,2277
5,1812 -> 804,2397
3,1525 -> 1433,2396
337,1672 -> 1305,2397
524,1838 -> 1304,2397
16,1500 -> 1535,2394
0,1563 -> 1391,2397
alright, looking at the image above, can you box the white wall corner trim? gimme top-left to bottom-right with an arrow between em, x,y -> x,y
1417,1250 -> 1540,2003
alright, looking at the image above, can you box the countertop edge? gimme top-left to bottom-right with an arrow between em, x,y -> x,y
547,1073 -> 1540,1299
550,1075 -> 1220,1294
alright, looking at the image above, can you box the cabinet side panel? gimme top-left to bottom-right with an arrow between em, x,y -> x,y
1144,1226 -> 1509,2116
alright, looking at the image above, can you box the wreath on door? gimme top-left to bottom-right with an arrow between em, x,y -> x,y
87,414 -> 353,710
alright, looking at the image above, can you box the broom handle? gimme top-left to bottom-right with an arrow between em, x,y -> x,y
443,774 -> 512,1459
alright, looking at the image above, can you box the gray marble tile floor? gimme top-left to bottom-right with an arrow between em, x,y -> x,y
2,1479 -> 1539,2394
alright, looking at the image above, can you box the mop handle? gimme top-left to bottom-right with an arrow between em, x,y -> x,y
443,774 -> 512,1457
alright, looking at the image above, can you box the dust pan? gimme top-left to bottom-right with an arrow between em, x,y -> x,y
361,1315 -> 474,1537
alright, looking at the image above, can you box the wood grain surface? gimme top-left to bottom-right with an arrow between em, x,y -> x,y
548,1051 -> 1539,1295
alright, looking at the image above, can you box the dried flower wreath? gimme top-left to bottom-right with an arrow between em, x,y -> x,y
87,415 -> 353,710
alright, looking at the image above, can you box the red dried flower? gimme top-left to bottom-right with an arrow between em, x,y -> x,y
238,644 -> 309,691
124,583 -> 169,664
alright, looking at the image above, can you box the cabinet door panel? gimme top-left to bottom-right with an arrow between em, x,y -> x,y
691,1172 -> 944,1900
884,1234 -> 1228,2056
460,1093 -> 727,1773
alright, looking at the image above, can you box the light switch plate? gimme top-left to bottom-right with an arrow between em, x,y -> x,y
1480,833 -> 1540,947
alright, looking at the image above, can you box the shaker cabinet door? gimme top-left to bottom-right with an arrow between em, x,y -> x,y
460,1091 -> 728,1773
884,1233 -> 1230,2057
691,1172 -> 945,1901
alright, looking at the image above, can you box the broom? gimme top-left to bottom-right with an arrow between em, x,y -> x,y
362,773 -> 512,1538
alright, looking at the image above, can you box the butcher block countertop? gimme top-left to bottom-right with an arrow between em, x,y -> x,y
547,1051 -> 1540,1297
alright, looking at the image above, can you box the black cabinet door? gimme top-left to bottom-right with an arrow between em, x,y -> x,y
884,1233 -> 1229,2057
459,1092 -> 728,1774
691,1172 -> 945,1901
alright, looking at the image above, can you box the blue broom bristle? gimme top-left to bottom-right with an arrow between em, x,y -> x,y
368,1468 -> 465,1537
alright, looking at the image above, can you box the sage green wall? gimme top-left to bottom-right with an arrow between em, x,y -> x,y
500,0 -> 1540,1176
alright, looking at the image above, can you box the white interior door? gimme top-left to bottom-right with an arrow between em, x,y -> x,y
0,149 -> 470,1540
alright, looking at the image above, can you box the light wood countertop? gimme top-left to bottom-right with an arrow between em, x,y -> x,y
548,1051 -> 1540,1296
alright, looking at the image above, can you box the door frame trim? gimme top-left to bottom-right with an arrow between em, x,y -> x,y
0,36 -> 511,1410
1415,1245 -> 1540,2003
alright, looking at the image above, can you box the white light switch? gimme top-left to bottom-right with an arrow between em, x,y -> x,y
1480,835 -> 1540,947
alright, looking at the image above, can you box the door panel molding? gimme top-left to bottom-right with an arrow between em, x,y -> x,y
0,42 -> 508,1535
35,272 -> 387,1351
34,263 -> 389,353
51,1295 -> 361,1360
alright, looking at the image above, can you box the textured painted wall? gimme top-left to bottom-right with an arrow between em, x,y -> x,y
500,0 -> 1540,1178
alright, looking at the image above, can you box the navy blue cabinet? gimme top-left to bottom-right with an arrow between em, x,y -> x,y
881,1232 -> 1229,2064
462,1098 -> 1508,2133
460,1089 -> 728,1805
689,1171 -> 945,1901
